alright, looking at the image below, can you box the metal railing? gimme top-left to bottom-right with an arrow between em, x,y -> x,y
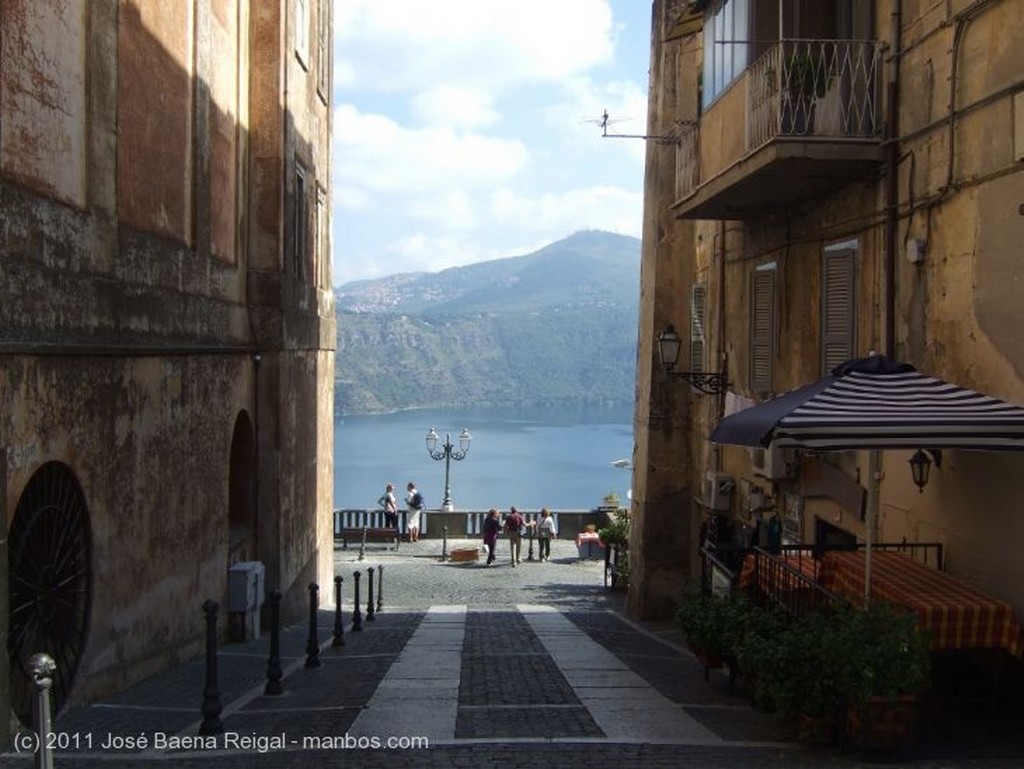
748,38 -> 882,148
676,38 -> 882,201
333,507 -> 604,540
699,538 -> 944,619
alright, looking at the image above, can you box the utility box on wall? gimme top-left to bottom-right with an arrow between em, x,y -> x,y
228,561 -> 265,641
705,471 -> 735,511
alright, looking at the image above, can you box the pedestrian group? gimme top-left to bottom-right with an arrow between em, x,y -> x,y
380,482 -> 560,565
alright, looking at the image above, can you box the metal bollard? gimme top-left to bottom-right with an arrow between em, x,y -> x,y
352,571 -> 363,631
332,576 -> 346,647
527,518 -> 535,561
265,590 -> 284,695
305,583 -> 321,668
199,599 -> 224,735
29,653 -> 56,769
366,567 -> 376,621
358,526 -> 367,561
440,524 -> 449,562
376,565 -> 384,613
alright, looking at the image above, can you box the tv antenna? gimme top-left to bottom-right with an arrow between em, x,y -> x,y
590,109 -> 693,146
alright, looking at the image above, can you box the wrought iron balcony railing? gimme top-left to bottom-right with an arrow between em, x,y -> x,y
676,38 -> 882,203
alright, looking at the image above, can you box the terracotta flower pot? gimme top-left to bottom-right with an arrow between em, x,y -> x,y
846,694 -> 918,756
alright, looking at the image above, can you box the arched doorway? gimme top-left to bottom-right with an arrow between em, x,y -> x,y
7,461 -> 92,726
228,411 -> 258,566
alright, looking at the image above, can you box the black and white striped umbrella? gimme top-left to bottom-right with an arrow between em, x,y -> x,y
711,355 -> 1024,452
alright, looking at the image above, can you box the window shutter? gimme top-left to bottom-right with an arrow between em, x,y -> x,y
750,269 -> 776,392
822,247 -> 856,373
690,284 -> 707,375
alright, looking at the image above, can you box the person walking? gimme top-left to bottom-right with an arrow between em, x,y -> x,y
378,483 -> 398,528
536,508 -> 557,561
482,508 -> 501,566
405,482 -> 425,542
504,506 -> 525,566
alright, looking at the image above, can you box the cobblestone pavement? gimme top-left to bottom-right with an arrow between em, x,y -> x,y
2,538 -> 1023,768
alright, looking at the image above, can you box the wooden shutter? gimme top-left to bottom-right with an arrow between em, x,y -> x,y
750,268 -> 776,393
822,246 -> 856,373
690,284 -> 707,375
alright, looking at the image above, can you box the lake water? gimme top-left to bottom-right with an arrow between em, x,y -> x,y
333,403 -> 634,511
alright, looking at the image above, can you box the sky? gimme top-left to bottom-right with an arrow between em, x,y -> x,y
331,0 -> 652,287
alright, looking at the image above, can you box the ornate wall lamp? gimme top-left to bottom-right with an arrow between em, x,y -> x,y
908,449 -> 941,493
657,325 -> 729,395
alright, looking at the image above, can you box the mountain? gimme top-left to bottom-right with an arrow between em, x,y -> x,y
334,230 -> 641,415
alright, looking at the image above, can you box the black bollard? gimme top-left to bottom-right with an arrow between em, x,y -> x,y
305,583 -> 321,668
332,576 -> 346,647
265,590 -> 284,695
527,517 -> 535,561
366,567 -> 376,621
352,571 -> 363,631
199,599 -> 224,735
376,565 -> 384,613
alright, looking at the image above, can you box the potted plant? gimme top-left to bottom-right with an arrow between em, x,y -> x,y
838,601 -> 931,757
781,49 -> 826,134
755,606 -> 848,743
675,581 -> 732,670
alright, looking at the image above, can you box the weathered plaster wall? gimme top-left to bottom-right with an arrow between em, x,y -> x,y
0,355 -> 251,696
117,0 -> 194,243
209,0 -> 242,264
0,0 -> 87,206
630,0 -> 702,620
1,0 -> 334,714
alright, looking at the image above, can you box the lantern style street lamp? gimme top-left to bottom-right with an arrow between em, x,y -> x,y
657,324 -> 730,395
426,428 -> 471,512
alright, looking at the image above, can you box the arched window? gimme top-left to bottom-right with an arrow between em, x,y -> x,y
7,462 -> 92,725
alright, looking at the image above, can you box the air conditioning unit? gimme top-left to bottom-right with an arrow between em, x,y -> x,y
749,445 -> 792,480
705,471 -> 735,511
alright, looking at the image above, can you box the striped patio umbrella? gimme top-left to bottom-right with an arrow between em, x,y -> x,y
710,354 -> 1024,602
711,355 -> 1024,451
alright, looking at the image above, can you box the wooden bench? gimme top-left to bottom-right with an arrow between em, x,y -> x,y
339,527 -> 400,551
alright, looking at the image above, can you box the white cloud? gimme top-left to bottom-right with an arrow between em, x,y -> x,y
411,86 -> 498,128
336,0 -> 614,92
490,186 -> 642,236
334,105 -> 529,195
330,0 -> 649,287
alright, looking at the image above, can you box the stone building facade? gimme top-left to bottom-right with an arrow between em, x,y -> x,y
0,0 -> 334,727
632,0 -> 1024,618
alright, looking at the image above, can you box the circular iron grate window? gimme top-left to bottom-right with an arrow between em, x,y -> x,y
7,461 -> 93,726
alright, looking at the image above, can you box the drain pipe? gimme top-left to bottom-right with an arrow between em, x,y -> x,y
871,0 -> 903,603
883,0 -> 901,359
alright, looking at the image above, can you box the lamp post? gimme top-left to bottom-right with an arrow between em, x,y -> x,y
426,428 -> 471,560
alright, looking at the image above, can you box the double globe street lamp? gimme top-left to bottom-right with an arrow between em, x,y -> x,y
426,428 -> 471,562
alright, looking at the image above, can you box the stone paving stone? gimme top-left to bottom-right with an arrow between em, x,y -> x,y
458,612 -> 577,707
563,610 -> 748,708
455,610 -> 603,740
455,704 -> 603,739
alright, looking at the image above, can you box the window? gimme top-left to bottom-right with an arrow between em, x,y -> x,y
702,0 -> 749,108
295,0 -> 309,67
316,0 -> 330,102
750,263 -> 776,393
690,284 -> 707,375
821,241 -> 858,373
294,162 -> 307,281
316,183 -> 329,289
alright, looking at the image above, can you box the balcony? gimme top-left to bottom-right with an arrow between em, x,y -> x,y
675,39 -> 884,220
